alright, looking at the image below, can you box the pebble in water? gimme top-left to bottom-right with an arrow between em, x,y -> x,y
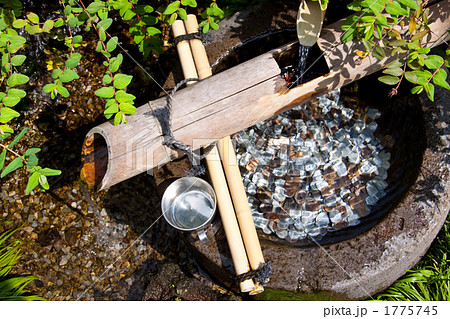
233,88 -> 392,242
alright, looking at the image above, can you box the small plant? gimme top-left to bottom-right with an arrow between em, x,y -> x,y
342,0 -> 450,101
1,0 -> 226,193
0,222 -> 45,301
375,217 -> 450,301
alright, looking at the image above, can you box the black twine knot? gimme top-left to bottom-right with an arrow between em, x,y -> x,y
236,262 -> 272,287
173,31 -> 212,47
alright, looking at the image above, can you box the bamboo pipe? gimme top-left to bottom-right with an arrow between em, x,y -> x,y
178,16 -> 255,293
188,12 -> 270,283
80,0 -> 449,191
172,20 -> 198,84
217,136 -> 266,294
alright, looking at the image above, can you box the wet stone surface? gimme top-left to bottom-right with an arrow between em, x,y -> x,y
233,89 -> 392,243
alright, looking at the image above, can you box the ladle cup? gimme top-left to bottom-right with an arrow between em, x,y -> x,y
161,177 -> 217,243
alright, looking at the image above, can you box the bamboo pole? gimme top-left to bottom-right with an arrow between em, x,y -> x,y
177,16 -> 255,293
217,136 -> 266,294
185,15 -> 265,295
172,20 -> 198,83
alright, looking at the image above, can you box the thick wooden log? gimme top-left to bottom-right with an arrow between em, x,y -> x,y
81,0 -> 449,190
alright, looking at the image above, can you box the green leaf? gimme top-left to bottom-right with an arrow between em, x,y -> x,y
1,157 -> 23,178
59,69 -> 79,83
386,2 -> 409,16
104,99 -> 119,119
424,83 -> 434,101
99,28 -> 106,42
0,107 -> 20,123
146,27 -> 161,36
210,19 -> 219,30
97,18 -> 113,32
26,154 -> 38,169
54,18 -> 64,28
39,167 -> 61,176
164,1 -> 180,15
169,13 -> 177,25
102,74 -> 112,84
24,148 -> 41,156
95,86 -> 115,98
65,57 -> 80,69
178,8 -> 187,20
12,19 -> 27,29
411,30 -> 428,41
386,60 -> 404,69
9,127 -> 28,149
383,67 -> 404,77
378,75 -> 399,85
0,124 -> 13,135
7,73 -> 29,87
25,171 -> 40,194
26,12 -> 39,24
109,54 -> 123,72
424,55 -> 444,69
106,36 -> 118,52
0,149 -> 6,171
72,35 -> 82,44
389,39 -> 407,47
87,1 -> 105,14
123,10 -> 136,21
115,90 -> 135,103
411,85 -> 423,94
43,83 -> 57,93
432,69 -> 450,90
119,102 -> 136,115
8,89 -> 26,99
114,111 -> 123,125
51,69 -> 63,79
43,19 -> 54,33
113,74 -> 132,90
2,96 -> 21,107
375,14 -> 388,27
56,84 -> 70,98
373,45 -> 386,60
397,0 -> 419,10
64,5 -> 72,15
412,70 -> 432,79
10,55 -> 26,66
341,28 -> 355,43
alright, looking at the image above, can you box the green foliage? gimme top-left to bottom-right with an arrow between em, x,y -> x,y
0,223 -> 45,300
0,0 -> 237,193
375,217 -> 450,301
342,0 -> 450,101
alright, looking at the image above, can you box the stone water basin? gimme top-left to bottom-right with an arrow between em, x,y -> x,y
174,2 -> 450,300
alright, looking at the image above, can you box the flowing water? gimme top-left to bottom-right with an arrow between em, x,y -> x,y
297,45 -> 311,84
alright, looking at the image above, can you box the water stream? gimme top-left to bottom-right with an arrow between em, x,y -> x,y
297,45 -> 311,84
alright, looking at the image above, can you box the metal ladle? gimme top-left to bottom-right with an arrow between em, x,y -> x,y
296,0 -> 326,47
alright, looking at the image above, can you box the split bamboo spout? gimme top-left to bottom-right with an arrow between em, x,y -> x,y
80,0 -> 449,191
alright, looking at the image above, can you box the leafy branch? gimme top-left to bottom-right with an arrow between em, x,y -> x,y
342,0 -> 450,101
